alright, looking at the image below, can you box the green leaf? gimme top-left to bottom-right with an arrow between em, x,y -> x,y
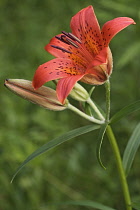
110,100 -> 140,124
11,124 -> 100,182
89,86 -> 95,97
123,123 -> 140,175
49,200 -> 116,210
96,123 -> 108,169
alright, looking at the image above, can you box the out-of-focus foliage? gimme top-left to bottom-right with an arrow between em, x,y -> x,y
0,0 -> 140,209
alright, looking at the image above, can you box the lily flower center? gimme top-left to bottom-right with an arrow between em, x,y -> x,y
51,31 -> 95,70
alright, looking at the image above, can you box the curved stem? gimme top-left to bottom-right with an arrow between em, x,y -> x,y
67,103 -> 105,124
87,98 -> 105,121
106,125 -> 132,210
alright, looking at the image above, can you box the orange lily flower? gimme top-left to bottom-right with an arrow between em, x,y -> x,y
33,5 -> 135,104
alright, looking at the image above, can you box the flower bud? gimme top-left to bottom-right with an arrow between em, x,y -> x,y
4,79 -> 68,111
70,82 -> 89,102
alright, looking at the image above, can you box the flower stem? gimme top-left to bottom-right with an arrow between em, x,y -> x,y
105,80 -> 110,122
67,103 -> 104,124
105,80 -> 132,210
87,97 -> 105,121
106,125 -> 132,210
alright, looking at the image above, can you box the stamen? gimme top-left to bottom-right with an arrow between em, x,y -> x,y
51,45 -> 72,54
55,35 -> 69,45
55,35 -> 79,48
61,35 -> 79,48
62,31 -> 82,43
55,35 -> 70,45
55,35 -> 63,42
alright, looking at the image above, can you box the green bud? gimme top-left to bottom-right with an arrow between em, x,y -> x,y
70,82 -> 89,102
4,79 -> 68,111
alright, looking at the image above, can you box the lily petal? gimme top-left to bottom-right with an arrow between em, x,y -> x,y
70,5 -> 103,55
33,58 -> 84,89
101,17 -> 136,46
90,47 -> 108,67
57,75 -> 84,104
83,48 -> 111,84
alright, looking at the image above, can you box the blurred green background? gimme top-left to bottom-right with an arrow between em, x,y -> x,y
0,0 -> 140,209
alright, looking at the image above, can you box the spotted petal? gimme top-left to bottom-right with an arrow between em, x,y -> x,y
57,75 -> 84,104
32,58 -> 84,89
101,17 -> 136,46
70,5 -> 103,56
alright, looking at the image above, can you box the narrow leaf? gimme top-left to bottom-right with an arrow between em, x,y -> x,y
96,123 -> 108,169
11,124 -> 100,182
49,200 -> 115,210
123,123 -> 140,175
89,86 -> 95,97
110,100 -> 140,124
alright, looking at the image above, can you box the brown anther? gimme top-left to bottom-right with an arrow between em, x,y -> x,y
55,35 -> 63,42
62,31 -> 82,43
55,35 -> 70,45
61,35 -> 79,48
51,45 -> 72,54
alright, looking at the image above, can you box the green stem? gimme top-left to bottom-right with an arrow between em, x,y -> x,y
105,80 -> 132,210
106,125 -> 132,210
105,80 -> 110,122
67,103 -> 105,125
87,98 -> 105,121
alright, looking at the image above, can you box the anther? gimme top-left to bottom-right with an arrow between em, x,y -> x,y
55,35 -> 79,48
55,35 -> 71,45
55,35 -> 63,42
62,31 -> 82,43
51,45 -> 72,54
61,35 -> 79,48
